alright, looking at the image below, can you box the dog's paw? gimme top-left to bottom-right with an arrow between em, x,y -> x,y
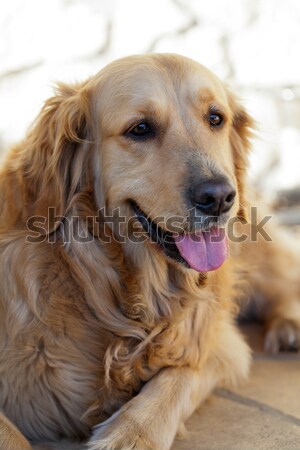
264,317 -> 300,353
87,406 -> 162,450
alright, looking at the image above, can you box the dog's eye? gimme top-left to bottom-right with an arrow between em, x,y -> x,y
209,113 -> 223,127
127,122 -> 153,139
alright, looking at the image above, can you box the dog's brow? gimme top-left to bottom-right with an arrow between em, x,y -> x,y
196,88 -> 217,105
128,100 -> 168,120
192,89 -> 228,118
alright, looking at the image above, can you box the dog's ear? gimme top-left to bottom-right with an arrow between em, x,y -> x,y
228,92 -> 255,221
22,82 -> 93,231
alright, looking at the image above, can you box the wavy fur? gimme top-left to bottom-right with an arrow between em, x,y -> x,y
2,54 -> 296,450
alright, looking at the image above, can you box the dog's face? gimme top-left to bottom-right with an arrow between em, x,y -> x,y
30,54 -> 253,273
94,55 -> 236,217
86,54 -> 253,271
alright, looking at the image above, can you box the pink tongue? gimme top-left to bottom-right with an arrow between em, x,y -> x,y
174,228 -> 228,272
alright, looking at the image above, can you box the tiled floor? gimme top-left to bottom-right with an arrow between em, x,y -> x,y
32,324 -> 300,450
172,325 -> 300,449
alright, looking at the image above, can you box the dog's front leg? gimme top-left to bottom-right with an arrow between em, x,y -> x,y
0,412 -> 32,450
88,364 -> 220,450
88,319 -> 250,450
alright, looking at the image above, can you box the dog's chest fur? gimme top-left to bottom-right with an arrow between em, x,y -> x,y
0,239 -> 226,441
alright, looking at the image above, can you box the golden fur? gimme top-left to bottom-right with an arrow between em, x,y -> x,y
0,54 -> 299,450
237,214 -> 300,352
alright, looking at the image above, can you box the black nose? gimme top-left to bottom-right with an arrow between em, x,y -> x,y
190,179 -> 236,216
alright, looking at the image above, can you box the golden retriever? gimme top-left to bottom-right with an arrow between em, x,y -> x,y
0,54 -> 299,450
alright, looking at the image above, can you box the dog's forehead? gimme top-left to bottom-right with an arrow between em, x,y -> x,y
95,54 -> 229,111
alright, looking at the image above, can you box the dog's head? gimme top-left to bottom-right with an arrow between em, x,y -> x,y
24,54 -> 254,273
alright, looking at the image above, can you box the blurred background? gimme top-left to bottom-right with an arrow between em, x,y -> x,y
1,0 -> 300,217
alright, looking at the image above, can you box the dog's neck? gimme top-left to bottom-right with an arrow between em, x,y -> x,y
62,211 -> 209,332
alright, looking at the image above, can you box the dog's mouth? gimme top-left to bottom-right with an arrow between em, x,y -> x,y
130,201 -> 228,272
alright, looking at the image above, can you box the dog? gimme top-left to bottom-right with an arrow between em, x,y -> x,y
0,54 -> 299,450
